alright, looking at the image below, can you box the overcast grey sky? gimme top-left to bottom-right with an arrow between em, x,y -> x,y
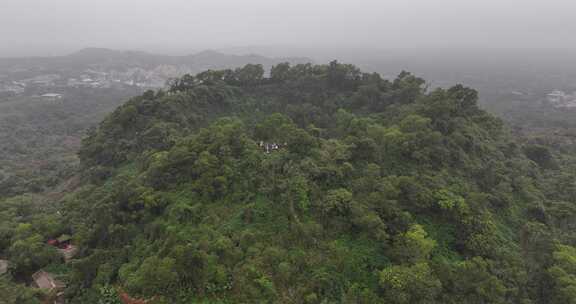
1,0 -> 575,56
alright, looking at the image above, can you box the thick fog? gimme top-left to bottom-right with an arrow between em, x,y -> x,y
1,0 -> 576,56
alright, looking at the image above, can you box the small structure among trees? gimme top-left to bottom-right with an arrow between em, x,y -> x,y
0,259 -> 8,275
31,270 -> 66,304
31,270 -> 66,292
47,234 -> 79,262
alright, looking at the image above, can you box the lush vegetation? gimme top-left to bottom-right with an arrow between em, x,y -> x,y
0,87 -> 139,198
2,62 -> 576,303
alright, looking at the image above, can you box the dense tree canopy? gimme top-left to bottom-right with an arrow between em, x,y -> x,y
2,62 -> 576,303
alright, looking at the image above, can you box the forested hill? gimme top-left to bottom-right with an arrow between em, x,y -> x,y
4,62 -> 576,303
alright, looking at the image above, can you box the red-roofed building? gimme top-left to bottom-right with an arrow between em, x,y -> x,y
47,235 -> 79,262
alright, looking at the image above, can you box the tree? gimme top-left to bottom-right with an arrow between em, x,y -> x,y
443,257 -> 507,304
391,71 -> 426,104
327,60 -> 362,90
379,262 -> 441,304
447,84 -> 479,113
321,188 -> 354,218
171,245 -> 211,292
8,224 -> 61,275
270,63 -> 291,83
168,74 -> 197,92
390,224 -> 436,263
196,70 -> 226,85
125,256 -> 179,297
254,113 -> 293,142
0,277 -> 40,304
523,144 -> 557,169
548,244 -> 576,304
234,64 -> 264,86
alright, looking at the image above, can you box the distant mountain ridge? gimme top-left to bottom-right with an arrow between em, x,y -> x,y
0,47 -> 313,91
0,47 -> 312,70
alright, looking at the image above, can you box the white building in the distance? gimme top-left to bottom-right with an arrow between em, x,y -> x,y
547,90 -> 576,108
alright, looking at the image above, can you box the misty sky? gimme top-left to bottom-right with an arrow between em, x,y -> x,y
1,0 -> 576,56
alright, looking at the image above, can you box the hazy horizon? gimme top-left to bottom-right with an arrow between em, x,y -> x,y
2,0 -> 576,57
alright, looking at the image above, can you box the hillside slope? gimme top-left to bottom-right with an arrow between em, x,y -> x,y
3,62 -> 576,304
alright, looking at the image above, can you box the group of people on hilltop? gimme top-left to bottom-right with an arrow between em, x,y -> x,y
258,141 -> 286,153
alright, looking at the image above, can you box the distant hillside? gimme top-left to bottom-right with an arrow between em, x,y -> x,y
0,47 -> 312,72
0,48 -> 312,92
